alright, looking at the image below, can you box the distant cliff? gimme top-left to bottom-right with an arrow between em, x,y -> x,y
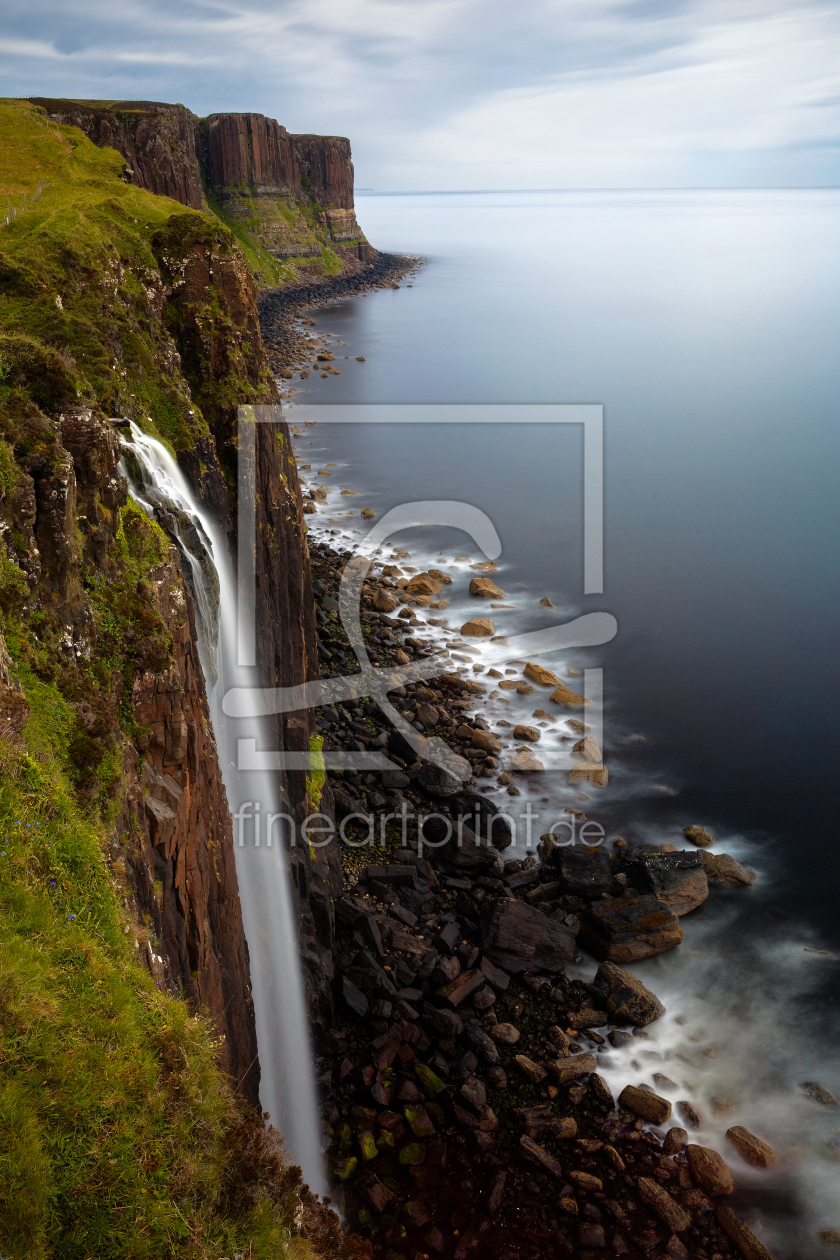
29,98 -> 374,287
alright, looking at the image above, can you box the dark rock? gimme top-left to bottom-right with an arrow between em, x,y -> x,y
801,1080 -> 837,1106
479,955 -> 511,991
435,919 -> 461,954
481,898 -> 575,973
591,960 -> 666,1026
423,1006 -> 463,1037
505,867 -> 541,891
451,790 -> 513,850
414,761 -> 464,797
614,848 -> 708,916
550,845 -> 612,899
520,1134 -> 564,1178
436,969 -> 486,1008
342,976 -> 369,1017
579,896 -> 684,962
363,863 -> 420,889
464,1024 -> 501,1065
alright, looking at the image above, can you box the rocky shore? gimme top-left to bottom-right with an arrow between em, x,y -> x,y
259,252 -> 421,379
303,537 -> 780,1260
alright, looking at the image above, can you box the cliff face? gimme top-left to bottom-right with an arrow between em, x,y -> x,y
33,98 -> 375,285
28,98 -> 204,209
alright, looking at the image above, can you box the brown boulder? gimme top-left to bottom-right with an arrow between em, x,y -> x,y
469,576 -> 505,599
715,1205 -> 776,1260
513,724 -> 541,742
523,661 -> 562,687
592,960 -> 666,1026
580,896 -> 683,962
726,1126 -> 777,1169
682,825 -> 716,847
572,734 -> 601,762
701,851 -> 757,887
407,572 -> 442,595
472,728 -> 501,753
510,748 -> 545,773
373,587 -> 398,612
461,618 -> 494,637
550,683 -> 591,707
568,761 -> 608,787
618,1085 -> 671,1125
550,1053 -> 598,1083
686,1144 -> 735,1195
638,1178 -> 690,1233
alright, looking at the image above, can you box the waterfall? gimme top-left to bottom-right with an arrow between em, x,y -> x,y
118,420 -> 325,1194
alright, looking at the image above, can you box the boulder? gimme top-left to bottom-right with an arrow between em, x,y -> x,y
406,573 -> 442,595
686,1145 -> 734,1195
472,728 -> 501,753
514,1055 -> 547,1084
523,661 -> 562,687
520,1135 -> 564,1178
726,1126 -> 777,1169
591,960 -> 666,1026
638,1178 -> 690,1233
663,1128 -> 688,1155
550,684 -> 591,708
551,845 -> 612,900
373,588 -> 398,612
572,735 -> 601,762
619,1085 -> 671,1125
580,896 -> 684,962
682,825 -> 716,848
481,898 -> 575,973
700,851 -> 757,887
715,1205 -> 776,1260
361,507 -> 376,517
510,748 -> 544,773
550,1053 -> 598,1083
451,790 -> 513,851
513,724 -> 541,742
415,703 -> 440,729
801,1080 -> 837,1106
568,762 -> 608,786
469,576 -> 506,599
677,1101 -> 703,1129
614,848 -> 708,916
461,618 -> 494,637
414,762 -> 463,797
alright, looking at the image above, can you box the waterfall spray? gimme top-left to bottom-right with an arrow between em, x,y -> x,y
119,420 -> 325,1193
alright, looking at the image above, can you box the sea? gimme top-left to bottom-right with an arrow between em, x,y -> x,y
282,189 -> 840,1255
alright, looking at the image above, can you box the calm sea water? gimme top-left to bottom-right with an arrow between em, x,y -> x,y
284,190 -> 840,1251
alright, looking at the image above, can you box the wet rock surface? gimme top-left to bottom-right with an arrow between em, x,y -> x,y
305,537 -> 757,1260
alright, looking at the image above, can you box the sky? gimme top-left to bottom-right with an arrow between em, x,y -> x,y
2,0 -> 839,188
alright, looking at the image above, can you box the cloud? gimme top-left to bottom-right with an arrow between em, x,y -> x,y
1,0 -> 838,186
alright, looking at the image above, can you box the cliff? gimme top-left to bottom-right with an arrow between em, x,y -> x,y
32,97 -> 375,289
0,95 -> 369,1257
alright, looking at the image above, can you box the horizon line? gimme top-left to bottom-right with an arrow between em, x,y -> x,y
356,185 -> 840,195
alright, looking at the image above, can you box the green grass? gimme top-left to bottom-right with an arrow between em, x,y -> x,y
0,98 -> 210,449
0,682 -> 319,1259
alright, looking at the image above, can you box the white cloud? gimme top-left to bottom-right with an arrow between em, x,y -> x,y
1,0 -> 838,186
